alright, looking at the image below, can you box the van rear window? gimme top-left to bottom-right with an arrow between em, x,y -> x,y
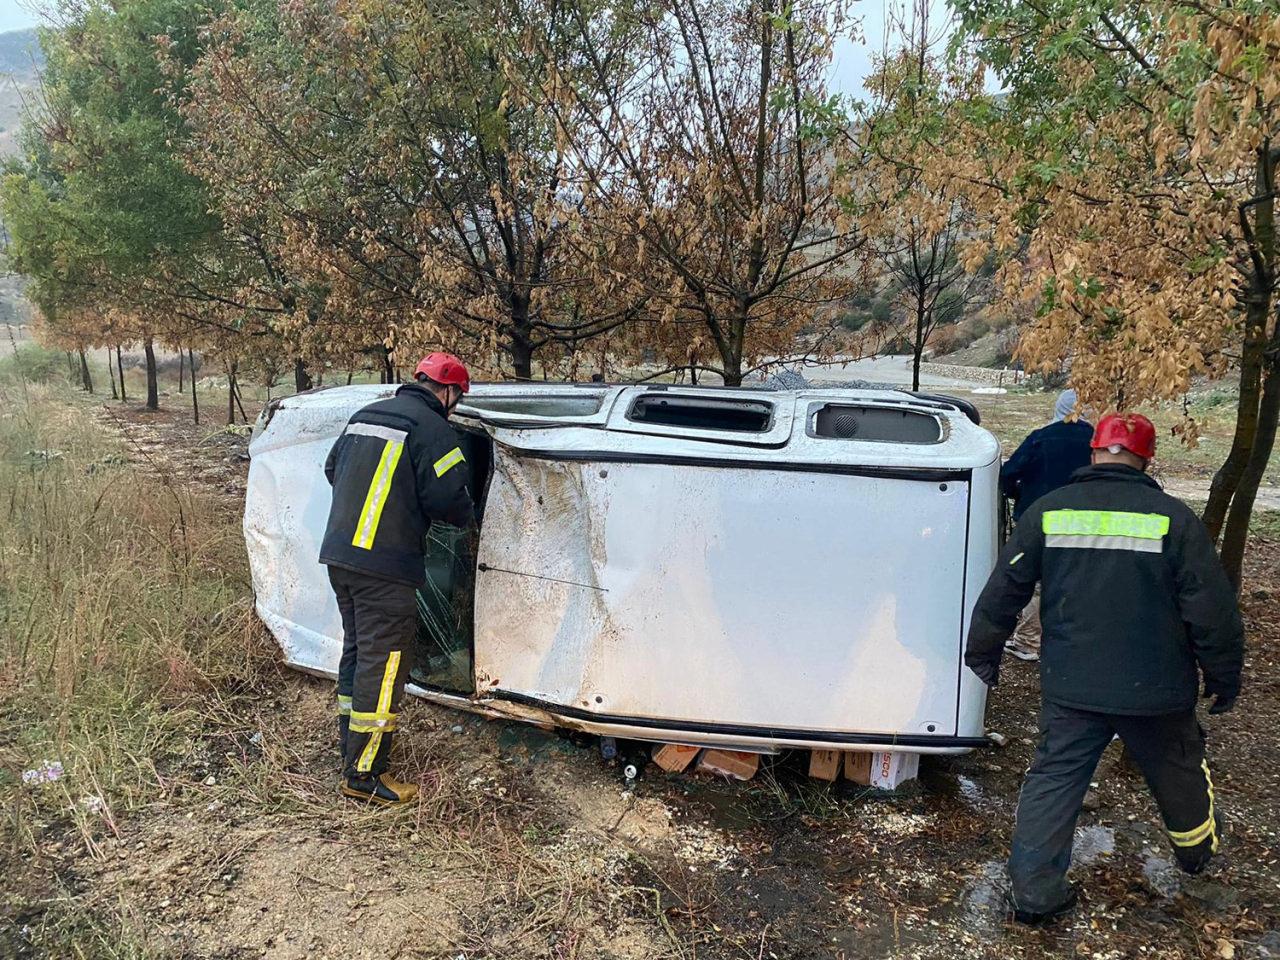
810,404 -> 942,443
463,395 -> 604,418
628,394 -> 773,432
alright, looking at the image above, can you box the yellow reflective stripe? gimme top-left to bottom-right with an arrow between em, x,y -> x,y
1042,510 -> 1170,540
349,709 -> 396,733
1009,552 -> 1024,566
350,720 -> 396,734
1169,818 -> 1214,847
352,439 -> 405,549
350,709 -> 394,723
337,694 -> 353,716
355,654 -> 402,774
377,651 -> 401,714
433,446 -> 464,477
1168,760 -> 1218,852
350,721 -> 394,737
357,732 -> 382,773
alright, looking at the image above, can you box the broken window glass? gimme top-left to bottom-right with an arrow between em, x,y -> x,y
462,394 -> 604,418
411,522 -> 478,695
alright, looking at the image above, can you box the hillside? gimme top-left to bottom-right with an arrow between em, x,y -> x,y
0,28 -> 41,326
0,27 -> 41,157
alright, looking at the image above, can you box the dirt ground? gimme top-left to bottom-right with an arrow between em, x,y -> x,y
7,388 -> 1280,960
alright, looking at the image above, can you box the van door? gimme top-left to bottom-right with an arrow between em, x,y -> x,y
473,451 -> 971,739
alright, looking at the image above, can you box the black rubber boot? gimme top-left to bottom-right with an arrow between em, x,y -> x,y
1012,885 -> 1078,926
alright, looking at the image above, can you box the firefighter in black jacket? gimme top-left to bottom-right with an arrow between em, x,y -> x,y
966,412 -> 1244,924
321,352 -> 475,806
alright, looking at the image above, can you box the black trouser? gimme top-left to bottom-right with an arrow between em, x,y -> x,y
329,566 -> 418,779
1009,701 -> 1220,913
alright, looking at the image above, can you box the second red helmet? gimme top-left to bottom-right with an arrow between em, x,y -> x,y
414,352 -> 471,393
1091,412 -> 1156,460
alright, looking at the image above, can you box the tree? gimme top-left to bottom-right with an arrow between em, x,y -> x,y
553,0 -> 869,385
183,0 -> 643,381
0,0 -> 226,412
954,1 -> 1280,586
847,3 -> 990,389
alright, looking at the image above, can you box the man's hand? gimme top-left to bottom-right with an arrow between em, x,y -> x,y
1207,695 -> 1236,715
969,661 -> 999,688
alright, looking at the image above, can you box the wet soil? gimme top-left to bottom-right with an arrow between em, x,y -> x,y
7,394 -> 1280,959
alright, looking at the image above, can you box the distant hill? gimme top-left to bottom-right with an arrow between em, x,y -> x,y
0,28 -> 41,326
0,27 -> 42,75
0,27 -> 41,158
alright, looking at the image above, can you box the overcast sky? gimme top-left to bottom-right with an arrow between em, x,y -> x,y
832,1 -> 961,97
0,1 -> 39,34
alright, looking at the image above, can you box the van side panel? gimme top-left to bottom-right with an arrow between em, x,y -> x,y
245,422 -> 348,677
957,457 -> 999,738
474,450 -> 971,737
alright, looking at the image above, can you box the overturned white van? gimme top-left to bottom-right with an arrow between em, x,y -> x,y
245,383 -> 1001,755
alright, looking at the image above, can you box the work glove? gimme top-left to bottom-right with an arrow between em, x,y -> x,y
969,661 -> 999,688
1207,695 -> 1236,715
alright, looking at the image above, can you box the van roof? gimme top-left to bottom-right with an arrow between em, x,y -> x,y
257,382 -> 1000,472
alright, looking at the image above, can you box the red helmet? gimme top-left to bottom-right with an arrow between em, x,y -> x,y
1091,412 -> 1156,460
414,352 -> 471,393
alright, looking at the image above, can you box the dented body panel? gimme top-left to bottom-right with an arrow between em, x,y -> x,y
246,383 -> 1001,753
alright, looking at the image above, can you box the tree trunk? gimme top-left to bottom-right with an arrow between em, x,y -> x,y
108,350 -> 119,400
78,349 -> 92,393
1202,301 -> 1266,540
510,310 -> 534,381
913,296 -> 928,392
235,382 -> 249,424
116,346 -> 127,402
227,360 -> 238,425
510,338 -> 534,382
66,351 -> 76,380
294,358 -> 313,393
1219,352 -> 1280,589
143,338 -> 159,411
189,348 -> 200,425
346,367 -> 354,386
178,349 -> 185,393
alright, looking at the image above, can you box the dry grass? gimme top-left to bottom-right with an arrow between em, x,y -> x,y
0,380 -> 681,959
0,381 -> 273,955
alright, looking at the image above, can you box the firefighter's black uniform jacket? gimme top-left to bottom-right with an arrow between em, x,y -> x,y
320,383 -> 473,779
321,384 -> 473,586
965,463 -> 1245,915
967,464 -> 1243,713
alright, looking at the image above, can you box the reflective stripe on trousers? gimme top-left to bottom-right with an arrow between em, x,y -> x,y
357,651 -> 401,773
1167,760 -> 1219,854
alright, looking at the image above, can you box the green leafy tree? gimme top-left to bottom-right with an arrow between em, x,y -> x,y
1,1 -> 221,409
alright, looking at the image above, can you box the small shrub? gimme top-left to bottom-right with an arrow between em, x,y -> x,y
0,344 -> 68,385
839,311 -> 870,332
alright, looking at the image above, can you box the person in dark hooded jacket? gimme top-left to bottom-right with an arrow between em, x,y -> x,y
967,412 -> 1244,925
998,389 -> 1094,661
1000,389 -> 1095,521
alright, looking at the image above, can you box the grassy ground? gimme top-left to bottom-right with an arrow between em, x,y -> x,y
976,384 -> 1280,490
3,358 -> 1280,959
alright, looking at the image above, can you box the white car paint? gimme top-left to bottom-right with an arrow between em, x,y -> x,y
245,383 -> 1001,753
